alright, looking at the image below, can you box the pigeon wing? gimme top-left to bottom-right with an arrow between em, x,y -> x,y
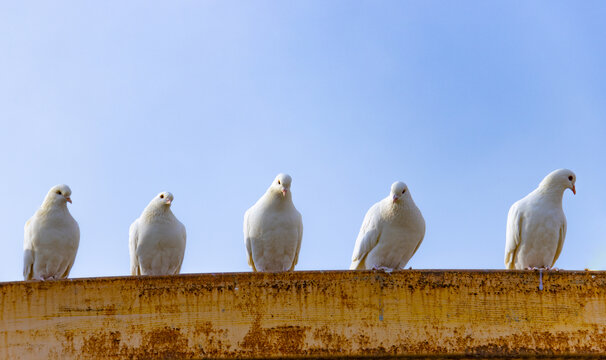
243,209 -> 257,271
23,218 -> 35,280
350,204 -> 382,270
289,212 -> 303,271
60,221 -> 80,279
551,219 -> 567,267
404,215 -> 426,268
129,219 -> 141,276
174,222 -> 187,274
504,203 -> 522,270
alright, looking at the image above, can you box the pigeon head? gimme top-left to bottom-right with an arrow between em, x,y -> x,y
539,169 -> 576,195
152,191 -> 174,207
46,184 -> 73,204
271,173 -> 292,198
390,181 -> 409,203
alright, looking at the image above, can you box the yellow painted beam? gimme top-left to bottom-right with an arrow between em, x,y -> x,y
1,270 -> 606,359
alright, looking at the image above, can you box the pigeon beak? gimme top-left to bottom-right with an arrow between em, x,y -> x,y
572,185 -> 576,195
65,197 -> 72,204
281,189 -> 287,197
165,199 -> 172,205
392,195 -> 399,202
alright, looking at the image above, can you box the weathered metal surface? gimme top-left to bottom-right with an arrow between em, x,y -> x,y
1,270 -> 606,359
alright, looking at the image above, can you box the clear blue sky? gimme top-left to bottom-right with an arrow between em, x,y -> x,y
1,2 -> 605,281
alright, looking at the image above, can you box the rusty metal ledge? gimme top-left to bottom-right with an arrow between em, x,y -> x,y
2,270 -> 606,359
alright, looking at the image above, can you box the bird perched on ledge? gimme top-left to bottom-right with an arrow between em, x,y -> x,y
350,181 -> 425,271
505,169 -> 576,270
129,192 -> 187,276
244,173 -> 303,272
23,184 -> 80,281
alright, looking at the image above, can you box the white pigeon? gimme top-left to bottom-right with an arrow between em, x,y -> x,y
129,192 -> 187,276
505,169 -> 576,270
23,184 -> 80,281
350,181 -> 425,271
244,174 -> 303,272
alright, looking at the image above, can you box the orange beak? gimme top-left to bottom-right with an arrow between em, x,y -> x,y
65,197 -> 72,204
572,185 -> 576,195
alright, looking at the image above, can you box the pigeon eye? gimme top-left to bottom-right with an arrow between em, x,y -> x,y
568,176 -> 573,181
55,190 -> 61,195
278,180 -> 281,185
160,194 -> 164,199
402,189 -> 406,194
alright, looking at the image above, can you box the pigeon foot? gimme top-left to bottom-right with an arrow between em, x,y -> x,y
372,266 -> 394,273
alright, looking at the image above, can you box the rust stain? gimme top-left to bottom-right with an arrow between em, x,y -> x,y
191,321 -> 230,357
81,331 -> 122,357
311,326 -> 351,352
2,270 -> 606,359
80,327 -> 197,359
240,315 -> 308,355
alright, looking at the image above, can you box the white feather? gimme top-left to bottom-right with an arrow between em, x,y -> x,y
244,174 -> 303,272
23,184 -> 80,281
504,169 -> 575,270
350,181 -> 425,270
129,192 -> 186,276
